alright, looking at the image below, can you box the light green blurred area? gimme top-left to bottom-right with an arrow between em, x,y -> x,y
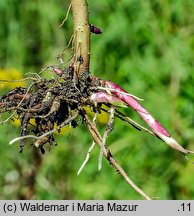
0,0 -> 194,199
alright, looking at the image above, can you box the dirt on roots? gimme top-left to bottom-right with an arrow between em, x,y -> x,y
0,66 -> 101,153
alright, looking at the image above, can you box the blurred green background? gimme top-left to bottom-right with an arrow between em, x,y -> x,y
0,0 -> 194,200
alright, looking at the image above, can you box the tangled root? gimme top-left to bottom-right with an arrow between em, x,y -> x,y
0,66 -> 100,153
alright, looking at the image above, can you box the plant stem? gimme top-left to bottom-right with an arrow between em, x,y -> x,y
71,0 -> 90,76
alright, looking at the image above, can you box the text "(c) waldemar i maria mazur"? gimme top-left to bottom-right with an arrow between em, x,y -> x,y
19,202 -> 139,212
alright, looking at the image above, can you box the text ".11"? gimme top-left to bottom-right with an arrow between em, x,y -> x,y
179,203 -> 191,212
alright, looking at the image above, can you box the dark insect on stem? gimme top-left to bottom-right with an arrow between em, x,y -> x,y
89,24 -> 102,34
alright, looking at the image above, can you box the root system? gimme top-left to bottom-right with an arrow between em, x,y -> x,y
0,66 -> 100,153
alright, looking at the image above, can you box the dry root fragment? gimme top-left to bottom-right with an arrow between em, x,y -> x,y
98,106 -> 115,170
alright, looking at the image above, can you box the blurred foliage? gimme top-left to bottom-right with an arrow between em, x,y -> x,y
0,0 -> 194,199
